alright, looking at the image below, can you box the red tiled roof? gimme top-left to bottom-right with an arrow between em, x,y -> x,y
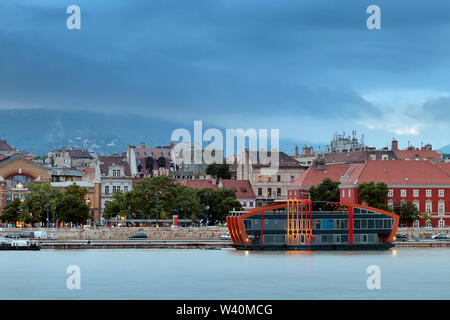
341,160 -> 450,185
68,149 -> 92,159
99,155 -> 131,176
289,163 -> 362,188
394,149 -> 441,161
433,162 -> 450,177
0,140 -> 15,152
220,179 -> 255,199
175,179 -> 218,190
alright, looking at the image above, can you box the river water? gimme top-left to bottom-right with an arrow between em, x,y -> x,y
1,248 -> 449,299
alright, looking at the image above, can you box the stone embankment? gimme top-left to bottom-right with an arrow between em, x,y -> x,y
0,226 -> 228,240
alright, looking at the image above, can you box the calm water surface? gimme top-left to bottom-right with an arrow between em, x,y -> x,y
1,248 -> 449,299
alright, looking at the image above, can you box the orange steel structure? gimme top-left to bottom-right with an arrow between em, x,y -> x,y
226,200 -> 399,249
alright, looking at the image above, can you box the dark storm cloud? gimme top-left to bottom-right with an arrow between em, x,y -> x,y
0,0 -> 449,132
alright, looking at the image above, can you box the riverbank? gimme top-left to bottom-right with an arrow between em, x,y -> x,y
35,239 -> 450,249
39,239 -> 233,249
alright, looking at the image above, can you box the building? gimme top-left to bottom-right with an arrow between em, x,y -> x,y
391,139 -> 442,162
0,140 -> 17,158
237,150 -> 308,206
50,181 -> 101,223
127,142 -> 175,178
50,168 -> 83,182
339,160 -> 450,227
219,179 -> 256,210
174,179 -> 218,191
293,145 -> 326,167
330,131 -> 365,152
325,149 -> 398,164
0,154 -> 50,214
288,160 -> 365,199
48,147 -> 96,169
99,154 -> 132,220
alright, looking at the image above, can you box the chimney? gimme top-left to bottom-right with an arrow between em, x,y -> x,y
304,147 -> 312,157
295,145 -> 299,158
391,138 -> 398,151
140,142 -> 146,148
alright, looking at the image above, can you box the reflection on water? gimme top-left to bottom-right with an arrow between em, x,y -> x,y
0,248 -> 449,300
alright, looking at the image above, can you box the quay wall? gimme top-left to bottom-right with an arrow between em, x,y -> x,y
0,227 -> 228,240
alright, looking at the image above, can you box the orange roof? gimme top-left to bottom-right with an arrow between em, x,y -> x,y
289,163 -> 364,189
340,160 -> 450,185
434,162 -> 450,177
175,179 -> 218,190
394,149 -> 441,161
220,179 -> 255,199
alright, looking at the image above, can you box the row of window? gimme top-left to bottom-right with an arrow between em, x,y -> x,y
388,201 -> 446,214
104,186 -> 129,194
112,170 -> 121,177
389,189 -> 445,198
257,187 -> 282,197
315,218 -> 393,230
257,175 -> 296,183
322,234 -> 378,244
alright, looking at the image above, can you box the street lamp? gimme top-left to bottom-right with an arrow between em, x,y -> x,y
205,191 -> 211,227
46,191 -> 50,227
155,191 -> 159,228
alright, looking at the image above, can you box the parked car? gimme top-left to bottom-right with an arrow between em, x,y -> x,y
395,234 -> 408,241
19,231 -> 34,238
129,233 -> 148,239
431,233 -> 450,240
220,232 -> 231,240
34,231 -> 48,239
5,233 -> 20,239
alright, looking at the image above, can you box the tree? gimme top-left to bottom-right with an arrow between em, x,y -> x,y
197,188 -> 242,224
397,200 -> 420,224
56,183 -> 91,224
57,194 -> 91,224
21,182 -> 57,224
358,181 -> 390,211
206,162 -> 232,179
308,178 -> 340,211
1,198 -> 22,224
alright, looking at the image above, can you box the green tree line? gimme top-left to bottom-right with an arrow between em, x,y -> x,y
103,176 -> 242,224
1,182 -> 91,225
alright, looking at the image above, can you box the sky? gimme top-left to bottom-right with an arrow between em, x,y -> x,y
0,0 -> 449,151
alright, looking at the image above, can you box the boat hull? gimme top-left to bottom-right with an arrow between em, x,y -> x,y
234,243 -> 395,250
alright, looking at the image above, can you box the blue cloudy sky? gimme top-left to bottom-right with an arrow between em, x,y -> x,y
0,0 -> 449,151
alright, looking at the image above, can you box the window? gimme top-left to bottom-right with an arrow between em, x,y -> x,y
112,186 -> 116,193
439,220 -> 445,228
267,188 -> 272,196
258,174 -> 262,182
413,220 -> 419,228
315,220 -> 321,230
426,220 -> 432,228
368,219 -> 374,229
105,186 -> 109,194
361,219 -> 367,229
117,186 -> 121,192
342,190 -> 345,198
401,189 -> 406,197
413,189 -> 419,197
341,235 -> 349,243
290,175 -> 295,183
268,176 -> 271,182
250,202 -> 254,207
375,219 -> 383,229
277,175 -> 281,182
124,186 -> 128,193
439,190 -> 444,197
348,189 -> 351,197
353,219 -> 360,229
426,203 -> 432,213
277,188 -> 281,196
438,203 -> 444,214
321,219 -> 334,230
258,188 -> 262,196
426,190 -> 431,197
116,170 -> 121,177
388,189 -> 393,197
112,170 -> 116,177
